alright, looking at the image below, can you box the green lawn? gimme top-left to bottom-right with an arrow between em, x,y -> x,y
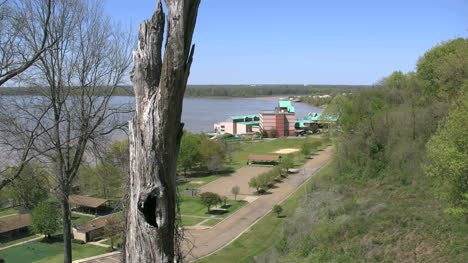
0,238 -> 107,263
228,136 -> 329,169
202,219 -> 221,227
179,196 -> 247,218
0,234 -> 38,248
196,164 -> 333,263
71,213 -> 95,226
180,216 -> 205,227
0,207 -> 20,217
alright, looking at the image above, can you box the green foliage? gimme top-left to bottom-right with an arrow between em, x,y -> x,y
269,128 -> 277,138
32,200 -> 61,237
425,94 -> 468,215
301,143 -> 311,156
178,133 -> 202,173
417,38 -> 467,102
79,163 -> 123,198
272,205 -> 283,217
3,163 -> 49,211
199,135 -> 225,171
249,169 -> 280,194
279,155 -> 294,174
200,192 -> 221,212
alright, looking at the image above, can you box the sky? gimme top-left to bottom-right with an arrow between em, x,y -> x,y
105,0 -> 467,85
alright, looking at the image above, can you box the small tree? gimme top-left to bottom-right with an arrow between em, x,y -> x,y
249,176 -> 260,193
301,143 -> 311,157
231,185 -> 240,200
269,128 -> 277,138
279,155 -> 294,176
273,204 -> 283,218
178,133 -> 202,175
3,163 -> 49,211
104,216 -> 122,251
207,154 -> 225,174
200,192 -> 221,213
32,200 -> 60,238
221,196 -> 228,207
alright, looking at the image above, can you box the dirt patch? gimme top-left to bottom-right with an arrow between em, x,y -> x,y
274,148 -> 300,154
199,166 -> 272,199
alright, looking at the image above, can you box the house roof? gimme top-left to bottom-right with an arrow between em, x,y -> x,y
0,214 -> 31,233
69,195 -> 108,209
248,154 -> 281,161
74,215 -> 116,233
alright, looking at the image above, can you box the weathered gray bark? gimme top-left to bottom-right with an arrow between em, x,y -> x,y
125,0 -> 200,262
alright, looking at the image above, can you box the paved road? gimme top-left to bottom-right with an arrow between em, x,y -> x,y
78,146 -> 333,263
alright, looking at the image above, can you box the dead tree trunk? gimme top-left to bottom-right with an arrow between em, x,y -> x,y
125,0 -> 200,262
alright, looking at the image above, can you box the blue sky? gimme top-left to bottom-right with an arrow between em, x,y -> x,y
105,0 -> 467,85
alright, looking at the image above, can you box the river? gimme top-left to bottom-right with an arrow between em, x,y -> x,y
111,96 -> 323,134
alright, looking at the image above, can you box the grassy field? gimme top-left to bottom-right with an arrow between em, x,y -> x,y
228,136 -> 329,169
180,196 -> 247,218
0,207 -> 20,217
180,216 -> 206,227
196,163 -> 333,263
0,234 -> 38,248
71,213 -> 95,226
0,238 -> 107,263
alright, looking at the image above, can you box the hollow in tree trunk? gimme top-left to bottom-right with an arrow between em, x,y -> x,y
124,0 -> 200,262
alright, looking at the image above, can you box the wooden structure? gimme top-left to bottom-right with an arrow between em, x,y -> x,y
247,154 -> 281,165
72,215 -> 115,243
68,195 -> 108,215
0,214 -> 31,242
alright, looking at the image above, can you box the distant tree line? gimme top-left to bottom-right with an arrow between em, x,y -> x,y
0,84 -> 370,97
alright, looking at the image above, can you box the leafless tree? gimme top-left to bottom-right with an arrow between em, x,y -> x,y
0,0 -> 59,190
124,0 -> 200,262
0,1 -> 132,262
0,0 -> 55,86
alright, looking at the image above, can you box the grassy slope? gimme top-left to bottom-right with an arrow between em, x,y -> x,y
198,163 -> 468,263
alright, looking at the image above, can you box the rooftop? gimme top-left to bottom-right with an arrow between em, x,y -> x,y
248,154 -> 281,161
69,195 -> 108,209
74,215 -> 116,233
278,100 -> 295,113
0,214 -> 31,233
230,114 -> 259,120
